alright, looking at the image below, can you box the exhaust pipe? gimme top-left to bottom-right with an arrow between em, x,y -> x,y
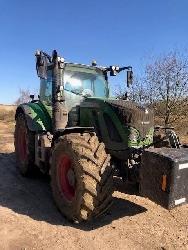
51,50 -> 68,133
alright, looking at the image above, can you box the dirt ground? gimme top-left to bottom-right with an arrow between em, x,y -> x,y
0,120 -> 187,250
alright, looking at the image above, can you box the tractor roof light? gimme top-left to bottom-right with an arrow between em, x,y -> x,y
35,50 -> 41,56
58,57 -> 65,63
91,60 -> 97,66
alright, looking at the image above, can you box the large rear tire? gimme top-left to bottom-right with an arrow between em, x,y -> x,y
51,132 -> 113,222
14,113 -> 35,176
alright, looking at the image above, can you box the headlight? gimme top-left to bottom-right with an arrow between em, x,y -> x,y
129,128 -> 139,142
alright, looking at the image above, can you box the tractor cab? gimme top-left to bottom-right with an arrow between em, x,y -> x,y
39,63 -> 109,112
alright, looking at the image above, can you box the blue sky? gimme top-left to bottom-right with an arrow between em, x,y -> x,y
0,0 -> 187,104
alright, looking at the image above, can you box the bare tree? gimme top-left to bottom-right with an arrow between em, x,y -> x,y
115,76 -> 148,104
115,51 -> 188,126
145,51 -> 188,126
15,88 -> 31,105
129,77 -> 148,104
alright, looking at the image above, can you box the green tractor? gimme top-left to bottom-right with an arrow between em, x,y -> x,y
14,50 -> 188,223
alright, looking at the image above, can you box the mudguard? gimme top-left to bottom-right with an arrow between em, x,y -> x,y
15,102 -> 52,132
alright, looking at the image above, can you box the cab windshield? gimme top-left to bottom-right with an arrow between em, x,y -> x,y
64,65 -> 108,98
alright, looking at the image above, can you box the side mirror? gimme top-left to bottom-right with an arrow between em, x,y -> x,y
35,51 -> 48,79
127,70 -> 133,87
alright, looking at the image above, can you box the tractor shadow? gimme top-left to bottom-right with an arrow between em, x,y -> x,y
113,176 -> 140,195
0,152 -> 147,231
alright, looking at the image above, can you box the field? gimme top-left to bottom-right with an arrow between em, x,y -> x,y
0,105 -> 187,250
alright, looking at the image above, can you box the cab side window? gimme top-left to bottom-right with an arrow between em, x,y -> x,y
40,70 -> 52,105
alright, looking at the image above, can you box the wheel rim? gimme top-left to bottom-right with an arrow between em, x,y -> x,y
17,127 -> 27,162
58,155 -> 76,201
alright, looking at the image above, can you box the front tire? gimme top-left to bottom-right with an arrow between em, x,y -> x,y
51,132 -> 113,222
166,129 -> 181,148
14,113 -> 35,176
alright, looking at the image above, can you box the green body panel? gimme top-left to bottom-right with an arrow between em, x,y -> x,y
80,97 -> 153,155
80,98 -> 129,151
16,96 -> 153,161
16,101 -> 52,132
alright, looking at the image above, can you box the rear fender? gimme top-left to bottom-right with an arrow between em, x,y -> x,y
53,127 -> 94,143
15,103 -> 52,132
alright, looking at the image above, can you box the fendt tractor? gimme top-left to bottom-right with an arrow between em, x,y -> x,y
14,50 -> 188,223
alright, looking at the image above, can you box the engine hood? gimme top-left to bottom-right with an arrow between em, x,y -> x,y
106,99 -> 154,139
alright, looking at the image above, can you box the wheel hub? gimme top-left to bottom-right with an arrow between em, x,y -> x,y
67,169 -> 76,187
58,155 -> 75,201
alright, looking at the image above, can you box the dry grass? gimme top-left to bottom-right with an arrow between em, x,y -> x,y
0,110 -> 15,122
0,104 -> 16,111
174,118 -> 188,144
0,105 -> 16,122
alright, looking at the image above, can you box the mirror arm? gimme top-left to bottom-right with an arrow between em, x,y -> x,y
104,66 -> 132,73
118,66 -> 132,73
